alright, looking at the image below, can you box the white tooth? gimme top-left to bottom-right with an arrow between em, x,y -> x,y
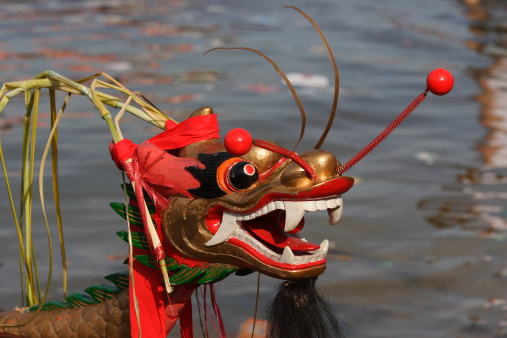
327,205 -> 343,225
267,202 -> 276,212
275,201 -> 285,210
260,205 -> 268,215
205,212 -> 240,246
280,246 -> 295,264
255,209 -> 263,217
294,255 -> 304,264
313,239 -> 330,260
301,255 -> 312,263
304,200 -> 318,212
320,239 -> 329,254
327,198 -> 338,209
284,201 -> 305,232
316,200 -> 328,210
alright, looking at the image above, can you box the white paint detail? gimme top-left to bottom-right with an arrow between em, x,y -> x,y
206,196 -> 344,264
327,198 -> 343,225
280,246 -> 295,264
205,212 -> 240,246
304,200 -> 318,212
284,201 -> 306,232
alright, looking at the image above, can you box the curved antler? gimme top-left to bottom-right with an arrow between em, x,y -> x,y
204,47 -> 308,151
285,6 -> 340,149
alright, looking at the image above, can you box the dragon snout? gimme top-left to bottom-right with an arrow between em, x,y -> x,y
280,149 -> 340,187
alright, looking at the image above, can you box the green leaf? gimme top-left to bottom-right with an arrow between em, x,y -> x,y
120,183 -> 155,213
170,265 -> 203,285
110,202 -> 144,227
29,300 -> 70,312
134,254 -> 157,269
104,271 -> 129,291
85,284 -> 121,302
116,230 -> 150,250
198,265 -> 237,284
65,293 -> 99,308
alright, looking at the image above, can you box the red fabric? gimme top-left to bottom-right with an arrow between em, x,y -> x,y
179,299 -> 194,338
121,143 -> 202,204
121,147 -> 200,338
110,139 -> 138,169
108,114 -> 220,338
128,218 -> 167,338
110,113 -> 219,170
148,114 -> 220,150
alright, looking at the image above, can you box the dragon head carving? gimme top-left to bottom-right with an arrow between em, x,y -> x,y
162,107 -> 354,281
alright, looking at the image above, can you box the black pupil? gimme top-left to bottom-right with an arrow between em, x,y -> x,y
229,162 -> 258,190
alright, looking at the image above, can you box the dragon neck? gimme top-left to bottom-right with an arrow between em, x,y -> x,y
0,183 -> 234,338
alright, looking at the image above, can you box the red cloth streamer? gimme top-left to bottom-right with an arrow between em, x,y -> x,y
148,114 -> 220,150
210,285 -> 226,338
128,218 -> 167,338
110,113 -> 220,168
179,299 -> 194,338
108,113 -> 221,338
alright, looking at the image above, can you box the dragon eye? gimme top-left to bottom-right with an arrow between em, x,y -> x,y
217,158 -> 258,193
228,161 -> 258,190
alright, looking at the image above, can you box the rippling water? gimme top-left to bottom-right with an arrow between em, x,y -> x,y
0,0 -> 506,337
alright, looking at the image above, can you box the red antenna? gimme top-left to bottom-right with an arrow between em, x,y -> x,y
336,68 -> 454,175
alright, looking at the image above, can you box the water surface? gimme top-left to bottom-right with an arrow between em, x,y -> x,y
0,0 -> 506,337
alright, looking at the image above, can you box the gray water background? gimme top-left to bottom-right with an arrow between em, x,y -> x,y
0,0 -> 506,337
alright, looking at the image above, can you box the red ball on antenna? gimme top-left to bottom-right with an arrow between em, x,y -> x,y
426,68 -> 454,96
224,128 -> 253,156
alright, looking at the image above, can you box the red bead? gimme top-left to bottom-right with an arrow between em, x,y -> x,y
224,128 -> 253,156
426,68 -> 454,96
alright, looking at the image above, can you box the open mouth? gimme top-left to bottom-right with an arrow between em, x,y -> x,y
205,196 -> 343,270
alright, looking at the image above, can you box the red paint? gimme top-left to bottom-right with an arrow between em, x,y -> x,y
224,128 -> 253,156
244,163 -> 256,176
228,237 -> 326,270
243,217 -> 319,252
426,68 -> 454,96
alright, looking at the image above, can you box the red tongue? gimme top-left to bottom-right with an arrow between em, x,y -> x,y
242,218 -> 320,252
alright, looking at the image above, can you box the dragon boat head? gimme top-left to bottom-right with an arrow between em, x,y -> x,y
161,107 -> 354,281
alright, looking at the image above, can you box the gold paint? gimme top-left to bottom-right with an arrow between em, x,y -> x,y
280,149 -> 339,188
178,139 -> 224,158
188,106 -> 213,117
243,142 -> 283,175
182,197 -> 198,221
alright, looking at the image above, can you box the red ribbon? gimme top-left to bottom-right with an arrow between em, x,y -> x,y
148,113 -> 220,150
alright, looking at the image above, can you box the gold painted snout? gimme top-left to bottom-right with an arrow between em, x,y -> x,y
280,149 -> 340,188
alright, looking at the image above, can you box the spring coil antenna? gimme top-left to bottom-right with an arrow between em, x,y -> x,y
336,91 -> 428,175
